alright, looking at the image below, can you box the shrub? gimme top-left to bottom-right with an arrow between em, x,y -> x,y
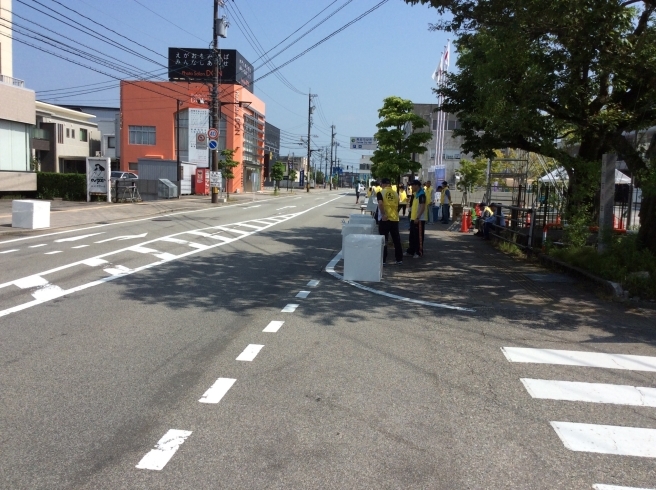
36,172 -> 86,201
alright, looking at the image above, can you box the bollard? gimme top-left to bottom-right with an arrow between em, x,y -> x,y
460,210 -> 469,233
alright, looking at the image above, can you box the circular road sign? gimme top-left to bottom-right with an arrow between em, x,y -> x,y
208,140 -> 218,150
207,128 -> 219,140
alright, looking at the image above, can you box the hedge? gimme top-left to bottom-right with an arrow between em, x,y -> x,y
36,172 -> 87,201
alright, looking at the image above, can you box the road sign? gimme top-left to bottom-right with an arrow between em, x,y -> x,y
196,133 -> 207,150
288,162 -> 294,170
350,136 -> 377,150
208,140 -> 218,150
208,128 -> 219,140
300,170 -> 305,186
210,171 -> 222,186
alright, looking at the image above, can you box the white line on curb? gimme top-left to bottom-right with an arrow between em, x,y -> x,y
263,321 -> 284,333
236,344 -> 264,361
135,429 -> 192,471
325,251 -> 474,312
199,378 -> 236,404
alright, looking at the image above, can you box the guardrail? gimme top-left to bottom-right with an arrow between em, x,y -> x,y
0,74 -> 25,88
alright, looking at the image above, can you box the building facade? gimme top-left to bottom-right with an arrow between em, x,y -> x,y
119,81 -> 265,193
263,121 -> 280,182
0,0 -> 36,192
61,105 -> 119,166
412,103 -> 469,185
33,102 -> 101,174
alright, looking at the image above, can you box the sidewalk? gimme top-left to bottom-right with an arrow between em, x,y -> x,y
0,188 -> 337,237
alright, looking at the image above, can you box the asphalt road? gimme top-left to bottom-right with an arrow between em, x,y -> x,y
1,192 -> 655,489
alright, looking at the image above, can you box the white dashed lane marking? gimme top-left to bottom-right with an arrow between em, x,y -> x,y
72,245 -> 89,249
236,344 -> 264,362
263,321 -> 284,333
135,429 -> 192,471
0,249 -> 19,254
54,232 -> 104,243
44,251 -> 62,255
281,304 -> 299,313
28,244 -> 47,248
199,378 -> 236,404
295,290 -> 310,299
307,280 -> 320,287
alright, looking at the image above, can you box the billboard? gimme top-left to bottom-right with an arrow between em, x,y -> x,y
350,137 -> 377,150
168,48 -> 254,91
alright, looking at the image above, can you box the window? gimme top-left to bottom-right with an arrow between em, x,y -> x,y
79,128 -> 88,142
107,136 -> 116,148
129,125 -> 156,145
57,124 -> 64,144
71,129 -> 75,139
66,128 -> 70,138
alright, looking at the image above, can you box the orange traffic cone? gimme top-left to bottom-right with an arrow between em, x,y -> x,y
460,211 -> 469,233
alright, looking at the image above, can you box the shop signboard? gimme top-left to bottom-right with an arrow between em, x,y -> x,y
168,48 -> 254,91
86,157 -> 111,203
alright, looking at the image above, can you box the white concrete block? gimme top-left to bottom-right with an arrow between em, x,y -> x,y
349,214 -> 375,225
343,234 -> 384,282
12,200 -> 50,229
342,222 -> 377,251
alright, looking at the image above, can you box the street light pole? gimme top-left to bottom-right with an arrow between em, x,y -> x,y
329,125 -> 335,190
211,0 -> 220,204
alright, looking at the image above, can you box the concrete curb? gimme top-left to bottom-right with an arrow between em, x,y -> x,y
536,253 -> 624,297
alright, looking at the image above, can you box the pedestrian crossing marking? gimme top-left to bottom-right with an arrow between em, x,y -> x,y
502,347 -> 656,372
551,422 -> 656,458
520,378 -> 656,407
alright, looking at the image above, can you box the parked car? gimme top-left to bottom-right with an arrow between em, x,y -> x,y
110,171 -> 138,180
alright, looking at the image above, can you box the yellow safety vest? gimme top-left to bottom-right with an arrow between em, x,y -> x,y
399,190 -> 407,204
380,187 -> 399,221
410,189 -> 427,220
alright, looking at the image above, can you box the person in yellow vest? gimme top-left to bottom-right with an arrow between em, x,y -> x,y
440,180 -> 452,224
376,178 -> 403,265
398,184 -> 408,218
406,179 -> 427,258
424,181 -> 434,224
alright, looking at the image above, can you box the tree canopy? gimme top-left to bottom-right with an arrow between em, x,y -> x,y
404,0 -> 656,251
370,96 -> 433,182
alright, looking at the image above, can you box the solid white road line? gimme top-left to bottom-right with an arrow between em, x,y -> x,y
521,378 -> 656,407
104,265 -> 132,276
160,237 -> 189,244
296,290 -> 310,299
54,233 -> 104,243
71,245 -> 89,249
502,347 -> 656,372
129,246 -> 159,254
263,320 -> 284,333
244,205 -> 261,209
95,233 -> 147,243
551,422 -> 656,457
307,280 -> 320,287
187,243 -> 209,250
593,485 -> 656,490
0,249 -> 19,254
14,275 -> 49,289
276,206 -> 296,210
135,429 -> 192,471
236,344 -> 264,361
44,251 -> 62,255
214,226 -> 249,235
28,244 -> 47,248
154,252 -> 177,261
325,251 -> 475,312
237,223 -> 262,230
199,378 -> 236,404
281,304 -> 299,313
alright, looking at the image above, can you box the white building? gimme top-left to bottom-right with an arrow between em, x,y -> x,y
33,102 -> 101,173
0,0 -> 36,192
60,105 -> 119,166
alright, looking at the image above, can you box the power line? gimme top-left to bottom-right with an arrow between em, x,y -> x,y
254,0 -> 390,83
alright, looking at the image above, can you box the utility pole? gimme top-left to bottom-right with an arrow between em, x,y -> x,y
211,0 -> 220,203
306,91 -> 316,192
329,125 -> 335,190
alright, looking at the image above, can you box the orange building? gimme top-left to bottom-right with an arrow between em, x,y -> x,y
119,81 -> 265,193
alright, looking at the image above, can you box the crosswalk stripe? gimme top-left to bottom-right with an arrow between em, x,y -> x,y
521,379 -> 656,407
502,347 -> 656,372
237,223 -> 262,229
214,226 -> 249,235
551,422 -> 656,458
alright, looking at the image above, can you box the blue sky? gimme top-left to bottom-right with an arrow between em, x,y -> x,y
10,0 -> 450,168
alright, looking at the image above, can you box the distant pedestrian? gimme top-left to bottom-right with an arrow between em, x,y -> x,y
376,178 -> 403,265
440,180 -> 451,224
406,179 -> 427,258
355,182 -> 364,204
435,185 -> 443,221
424,181 -> 434,224
398,185 -> 408,218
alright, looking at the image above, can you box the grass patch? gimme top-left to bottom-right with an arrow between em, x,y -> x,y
549,233 -> 656,299
495,240 -> 525,258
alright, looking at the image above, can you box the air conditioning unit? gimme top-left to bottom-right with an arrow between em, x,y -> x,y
95,151 -> 101,157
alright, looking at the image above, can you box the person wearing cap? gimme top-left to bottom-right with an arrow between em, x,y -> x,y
376,178 -> 403,265
440,180 -> 452,224
406,179 -> 427,258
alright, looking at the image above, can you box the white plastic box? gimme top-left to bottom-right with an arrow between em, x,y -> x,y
348,214 -> 375,224
12,200 -> 50,229
341,222 -> 376,251
343,234 -> 384,282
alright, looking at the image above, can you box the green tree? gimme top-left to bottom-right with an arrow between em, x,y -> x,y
288,169 -> 297,191
315,170 -> 325,185
271,161 -> 285,192
219,148 -> 240,199
370,96 -> 433,184
404,0 -> 656,253
455,157 -> 487,205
